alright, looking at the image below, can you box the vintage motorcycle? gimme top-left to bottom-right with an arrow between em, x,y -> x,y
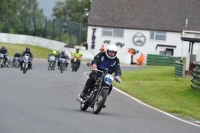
48,55 -> 56,70
77,63 -> 121,114
6,57 -> 13,68
59,58 -> 66,73
13,57 -> 20,68
22,54 -> 31,74
71,57 -> 78,72
0,53 -> 5,68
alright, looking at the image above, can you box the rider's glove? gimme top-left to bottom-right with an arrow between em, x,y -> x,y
91,64 -> 97,70
115,76 -> 122,83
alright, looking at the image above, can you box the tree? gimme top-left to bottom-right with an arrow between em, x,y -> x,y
52,0 -> 91,43
0,0 -> 44,34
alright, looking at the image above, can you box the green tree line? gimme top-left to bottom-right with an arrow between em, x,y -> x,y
0,0 -> 90,45
0,0 -> 43,34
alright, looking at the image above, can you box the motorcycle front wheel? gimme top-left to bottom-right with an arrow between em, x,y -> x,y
93,89 -> 108,114
23,63 -> 27,74
48,62 -> 52,70
60,64 -> 63,73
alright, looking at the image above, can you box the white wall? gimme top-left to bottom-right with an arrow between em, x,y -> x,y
0,33 -> 66,51
0,33 -> 100,62
87,26 -> 200,64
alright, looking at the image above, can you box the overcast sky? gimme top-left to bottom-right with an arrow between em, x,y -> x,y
37,0 -> 64,18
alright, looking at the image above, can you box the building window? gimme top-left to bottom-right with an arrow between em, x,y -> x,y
102,28 -> 112,37
102,28 -> 124,37
158,48 -> 174,56
150,31 -> 166,41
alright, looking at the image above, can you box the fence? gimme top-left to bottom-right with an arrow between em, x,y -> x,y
191,62 -> 200,90
0,15 -> 85,46
174,61 -> 183,76
147,54 -> 181,66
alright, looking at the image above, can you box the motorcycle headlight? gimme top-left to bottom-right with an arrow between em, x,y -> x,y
104,74 -> 114,85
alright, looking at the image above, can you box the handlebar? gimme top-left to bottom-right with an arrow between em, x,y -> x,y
88,65 -> 121,83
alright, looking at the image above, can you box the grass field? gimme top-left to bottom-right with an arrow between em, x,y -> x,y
114,66 -> 200,121
0,42 -> 54,59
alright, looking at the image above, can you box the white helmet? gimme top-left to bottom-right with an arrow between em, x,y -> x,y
76,47 -> 79,51
106,44 -> 117,59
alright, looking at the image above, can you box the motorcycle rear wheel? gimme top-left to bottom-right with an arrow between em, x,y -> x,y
93,89 -> 108,114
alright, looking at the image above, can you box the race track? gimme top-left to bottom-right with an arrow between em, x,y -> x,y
0,60 -> 199,133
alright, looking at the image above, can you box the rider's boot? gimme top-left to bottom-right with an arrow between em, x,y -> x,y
80,86 -> 89,99
66,63 -> 68,70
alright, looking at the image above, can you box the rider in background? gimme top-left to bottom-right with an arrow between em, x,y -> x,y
48,50 -> 57,68
78,44 -> 122,105
71,47 -> 83,69
13,51 -> 21,65
0,46 -> 9,65
57,50 -> 69,70
20,47 -> 34,70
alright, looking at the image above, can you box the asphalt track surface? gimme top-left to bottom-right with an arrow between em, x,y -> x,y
0,60 -> 199,133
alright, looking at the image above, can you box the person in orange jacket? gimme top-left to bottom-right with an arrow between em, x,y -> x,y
136,53 -> 145,65
128,48 -> 135,64
99,45 -> 106,52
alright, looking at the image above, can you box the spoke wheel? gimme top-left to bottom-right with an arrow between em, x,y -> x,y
93,89 -> 108,114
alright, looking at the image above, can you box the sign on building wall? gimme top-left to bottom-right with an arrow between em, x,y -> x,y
132,32 -> 146,46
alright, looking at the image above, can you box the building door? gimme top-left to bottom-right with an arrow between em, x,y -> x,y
158,48 -> 174,56
165,48 -> 174,56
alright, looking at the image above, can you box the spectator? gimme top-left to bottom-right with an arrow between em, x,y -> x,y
99,45 -> 106,52
83,41 -> 88,50
136,53 -> 145,65
128,48 -> 135,65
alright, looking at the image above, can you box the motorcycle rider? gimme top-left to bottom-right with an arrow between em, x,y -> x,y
48,50 -> 57,68
20,47 -> 34,70
57,50 -> 69,70
78,44 -> 122,107
13,51 -> 21,65
71,47 -> 83,69
0,46 -> 8,65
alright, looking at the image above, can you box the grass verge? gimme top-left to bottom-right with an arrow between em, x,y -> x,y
0,42 -> 92,62
0,42 -> 56,59
114,66 -> 200,121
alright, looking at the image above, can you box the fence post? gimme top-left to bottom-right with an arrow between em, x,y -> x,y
33,16 -> 36,36
191,61 -> 200,90
24,15 -> 26,34
59,20 -> 63,41
70,21 -> 72,45
52,18 -> 55,40
44,17 -> 47,38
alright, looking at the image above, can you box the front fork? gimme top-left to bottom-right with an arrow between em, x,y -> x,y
95,85 -> 109,101
0,59 -> 3,65
22,63 -> 28,69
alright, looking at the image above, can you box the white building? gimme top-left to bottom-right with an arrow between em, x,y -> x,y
87,0 -> 200,64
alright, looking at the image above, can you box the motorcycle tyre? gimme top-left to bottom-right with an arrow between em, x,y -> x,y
23,64 -> 27,74
60,64 -> 63,73
93,89 -> 108,114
